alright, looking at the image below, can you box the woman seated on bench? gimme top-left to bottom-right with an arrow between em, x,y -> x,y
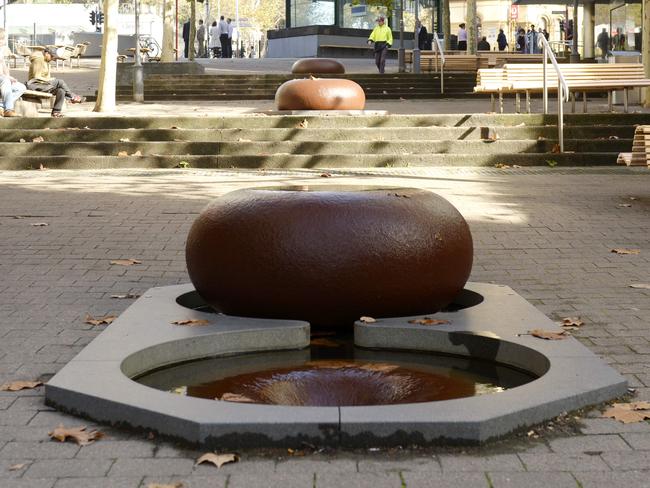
0,28 -> 26,117
26,48 -> 85,118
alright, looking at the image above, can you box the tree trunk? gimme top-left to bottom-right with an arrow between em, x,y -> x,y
189,0 -> 196,61
161,0 -> 175,62
442,0 -> 450,50
93,0 -> 119,112
641,0 -> 650,107
467,0 -> 477,54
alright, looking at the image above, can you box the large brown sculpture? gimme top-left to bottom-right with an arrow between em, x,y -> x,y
291,58 -> 345,74
275,78 -> 365,111
186,186 -> 473,328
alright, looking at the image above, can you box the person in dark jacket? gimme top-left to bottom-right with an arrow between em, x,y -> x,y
182,20 -> 190,58
516,28 -> 526,53
416,20 -> 429,50
477,36 -> 490,51
497,29 -> 508,51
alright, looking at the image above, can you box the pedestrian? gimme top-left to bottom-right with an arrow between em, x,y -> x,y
209,21 -> 220,58
497,28 -> 508,51
416,20 -> 428,50
227,19 -> 234,58
26,48 -> 85,118
218,16 -> 229,58
0,28 -> 25,117
457,23 -> 467,51
477,36 -> 490,51
367,16 -> 393,74
197,19 -> 206,58
597,28 -> 609,60
182,19 -> 191,58
516,28 -> 526,53
526,24 -> 537,54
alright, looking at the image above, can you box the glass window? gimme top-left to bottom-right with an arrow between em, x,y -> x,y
290,0 -> 335,27
341,0 -> 387,29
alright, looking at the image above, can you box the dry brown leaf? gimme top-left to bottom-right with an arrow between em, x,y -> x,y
359,316 -> 376,323
408,317 -> 451,326
310,338 -> 339,347
295,119 -> 308,129
195,452 -> 239,468
119,138 -> 130,142
560,317 -> 584,328
19,138 -> 25,143
147,483 -> 184,488
110,259 -> 141,266
611,248 -> 640,255
32,136 -> 44,143
131,150 -> 143,157
84,314 -> 116,326
48,425 -> 104,446
512,165 -> 522,168
287,447 -> 306,456
0,380 -> 43,391
629,284 -> 650,290
494,163 -> 510,169
602,402 -> 650,423
110,293 -> 141,299
117,151 -> 128,157
219,392 -> 256,403
320,172 -> 332,178
38,163 -> 47,170
529,329 -> 570,340
8,463 -> 27,471
359,363 -> 400,373
31,222 -> 48,227
171,319 -> 209,326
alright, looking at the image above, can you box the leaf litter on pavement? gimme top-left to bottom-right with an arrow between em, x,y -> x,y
0,380 -> 43,391
48,425 -> 104,446
84,314 -> 116,326
602,402 -> 650,423
195,452 -> 239,468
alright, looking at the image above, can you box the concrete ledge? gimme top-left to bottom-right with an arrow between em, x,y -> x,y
45,282 -> 627,448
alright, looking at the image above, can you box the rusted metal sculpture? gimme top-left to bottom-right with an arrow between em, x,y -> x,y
275,78 -> 366,111
186,186 -> 473,328
291,58 -> 346,74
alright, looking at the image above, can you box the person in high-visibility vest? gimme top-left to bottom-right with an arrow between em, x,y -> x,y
367,16 -> 393,74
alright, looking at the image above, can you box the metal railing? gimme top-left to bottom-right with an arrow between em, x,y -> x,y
432,33 -> 445,94
540,35 -> 570,152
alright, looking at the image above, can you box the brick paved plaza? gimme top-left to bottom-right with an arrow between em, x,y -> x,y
0,166 -> 649,487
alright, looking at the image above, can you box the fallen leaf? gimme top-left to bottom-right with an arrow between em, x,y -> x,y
38,163 -> 47,170
0,380 -> 43,391
147,483 -> 183,488
609,135 -> 619,140
611,248 -> 640,255
171,319 -> 209,326
19,138 -> 26,143
295,119 -> 308,129
32,136 -> 44,143
560,317 -> 584,328
494,163 -> 510,169
618,203 -> 632,208
117,151 -> 128,157
528,329 -> 570,340
629,284 -> 650,290
195,452 -> 239,468
8,463 -> 26,471
602,402 -> 650,423
84,314 -> 116,326
359,316 -> 376,323
310,338 -> 339,347
219,392 -> 256,403
119,138 -> 130,142
110,293 -> 141,299
48,425 -> 104,446
359,363 -> 400,373
110,259 -> 141,266
170,126 -> 179,129
512,165 -> 522,168
320,172 -> 332,178
31,222 -> 48,227
408,317 -> 451,325
131,150 -> 142,157
287,447 -> 305,456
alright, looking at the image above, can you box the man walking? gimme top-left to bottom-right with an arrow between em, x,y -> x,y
597,28 -> 609,60
197,19 -> 206,58
497,28 -> 508,51
182,19 -> 191,58
227,18 -> 234,58
367,16 -> 392,74
218,16 -> 229,58
457,23 -> 467,51
26,48 -> 85,117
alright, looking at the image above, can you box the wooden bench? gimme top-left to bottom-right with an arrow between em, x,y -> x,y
406,51 -> 544,73
474,63 -> 650,113
617,126 -> 650,167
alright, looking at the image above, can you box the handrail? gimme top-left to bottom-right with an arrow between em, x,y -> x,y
540,35 -> 569,152
432,33 -> 445,94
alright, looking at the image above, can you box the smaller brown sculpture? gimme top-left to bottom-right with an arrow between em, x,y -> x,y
275,78 -> 365,111
291,58 -> 345,74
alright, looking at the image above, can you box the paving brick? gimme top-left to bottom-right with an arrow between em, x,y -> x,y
574,470 -> 650,488
108,458 -> 195,477
438,454 -> 525,472
0,441 -> 79,459
276,458 -> 358,475
488,472 -> 578,488
600,451 -> 650,470
357,457 -> 441,473
548,434 -> 630,453
517,453 -> 610,472
620,432 -> 650,450
229,473 -> 311,488
53,478 -> 142,488
579,418 -> 650,435
403,471 -> 489,487
316,473 -> 402,488
74,441 -> 154,459
24,459 -> 114,478
0,480 -> 56,488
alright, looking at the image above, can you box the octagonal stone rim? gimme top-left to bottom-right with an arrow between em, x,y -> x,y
44,282 -> 627,447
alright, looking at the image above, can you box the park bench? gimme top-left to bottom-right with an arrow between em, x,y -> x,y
474,63 -> 650,113
14,90 -> 54,117
405,51 -> 544,73
617,125 -> 650,167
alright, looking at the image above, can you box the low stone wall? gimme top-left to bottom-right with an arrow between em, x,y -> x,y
116,62 -> 205,86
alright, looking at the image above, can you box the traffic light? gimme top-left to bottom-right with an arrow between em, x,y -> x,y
89,11 -> 96,25
97,12 -> 104,25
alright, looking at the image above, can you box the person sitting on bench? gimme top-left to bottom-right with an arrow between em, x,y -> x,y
26,48 -> 85,118
0,27 -> 25,117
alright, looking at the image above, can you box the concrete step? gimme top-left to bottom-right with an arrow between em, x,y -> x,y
0,139 -> 629,157
0,152 -> 618,170
0,113 -> 645,129
0,126 -> 633,142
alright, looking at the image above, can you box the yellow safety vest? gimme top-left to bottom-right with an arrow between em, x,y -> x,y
368,25 -> 393,46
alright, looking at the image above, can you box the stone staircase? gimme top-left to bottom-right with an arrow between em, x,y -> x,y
113,73 -> 477,101
0,113 -> 638,170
